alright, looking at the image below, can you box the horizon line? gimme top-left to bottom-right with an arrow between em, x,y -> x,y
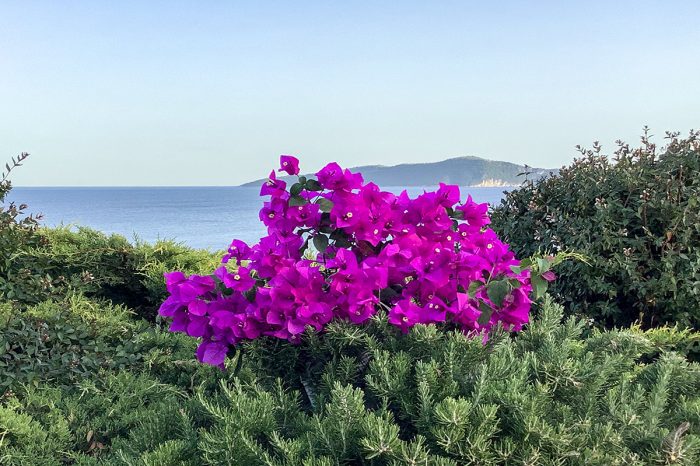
12,185 -> 260,188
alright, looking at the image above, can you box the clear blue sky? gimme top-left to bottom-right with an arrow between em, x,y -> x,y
2,1 -> 698,186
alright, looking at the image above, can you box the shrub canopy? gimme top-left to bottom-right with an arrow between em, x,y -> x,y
491,130 -> 700,330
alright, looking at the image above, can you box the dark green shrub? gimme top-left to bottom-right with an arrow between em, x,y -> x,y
3,222 -> 221,318
0,294 -> 229,393
0,398 -> 71,466
29,227 -> 148,306
0,295 -> 147,389
491,129 -> 700,330
14,226 -> 168,312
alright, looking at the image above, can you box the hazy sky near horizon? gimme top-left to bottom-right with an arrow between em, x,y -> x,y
2,1 -> 699,186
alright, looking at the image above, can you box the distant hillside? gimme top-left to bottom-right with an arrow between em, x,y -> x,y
240,156 -> 556,187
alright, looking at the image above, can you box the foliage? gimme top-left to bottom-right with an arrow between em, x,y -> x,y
0,371 -> 199,466
0,292 -> 233,395
162,156 -> 557,368
491,129 -> 700,331
3,298 -> 700,464
2,223 -> 221,317
0,294 -> 145,390
0,153 -> 48,303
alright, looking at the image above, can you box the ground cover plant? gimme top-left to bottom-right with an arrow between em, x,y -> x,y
491,129 -> 700,332
3,298 -> 700,465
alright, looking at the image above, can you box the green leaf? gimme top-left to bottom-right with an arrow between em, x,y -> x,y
450,209 -> 465,220
508,277 -> 522,289
335,237 -> 352,248
289,195 -> 309,207
467,280 -> 484,298
330,228 -> 352,248
243,287 -> 257,302
316,197 -> 334,213
306,179 -> 323,191
313,234 -> 329,253
487,280 -> 509,307
531,275 -> 548,299
478,301 -> 493,326
379,286 -> 399,301
290,183 -> 303,196
329,229 -> 346,240
298,175 -> 307,184
536,257 -> 550,273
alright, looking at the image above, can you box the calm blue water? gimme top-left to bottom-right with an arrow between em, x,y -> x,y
8,186 -> 508,250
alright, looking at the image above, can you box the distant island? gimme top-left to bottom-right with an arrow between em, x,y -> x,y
240,156 -> 557,188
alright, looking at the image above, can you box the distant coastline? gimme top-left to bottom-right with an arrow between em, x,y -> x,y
241,156 -> 556,188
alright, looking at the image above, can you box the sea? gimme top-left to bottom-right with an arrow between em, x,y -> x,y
8,186 -> 509,251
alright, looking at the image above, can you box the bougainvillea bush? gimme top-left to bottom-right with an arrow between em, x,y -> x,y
160,156 -> 549,367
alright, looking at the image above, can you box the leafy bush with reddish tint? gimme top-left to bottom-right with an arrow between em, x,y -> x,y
491,129 -> 700,332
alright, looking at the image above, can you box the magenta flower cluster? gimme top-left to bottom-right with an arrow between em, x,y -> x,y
159,156 -> 534,367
